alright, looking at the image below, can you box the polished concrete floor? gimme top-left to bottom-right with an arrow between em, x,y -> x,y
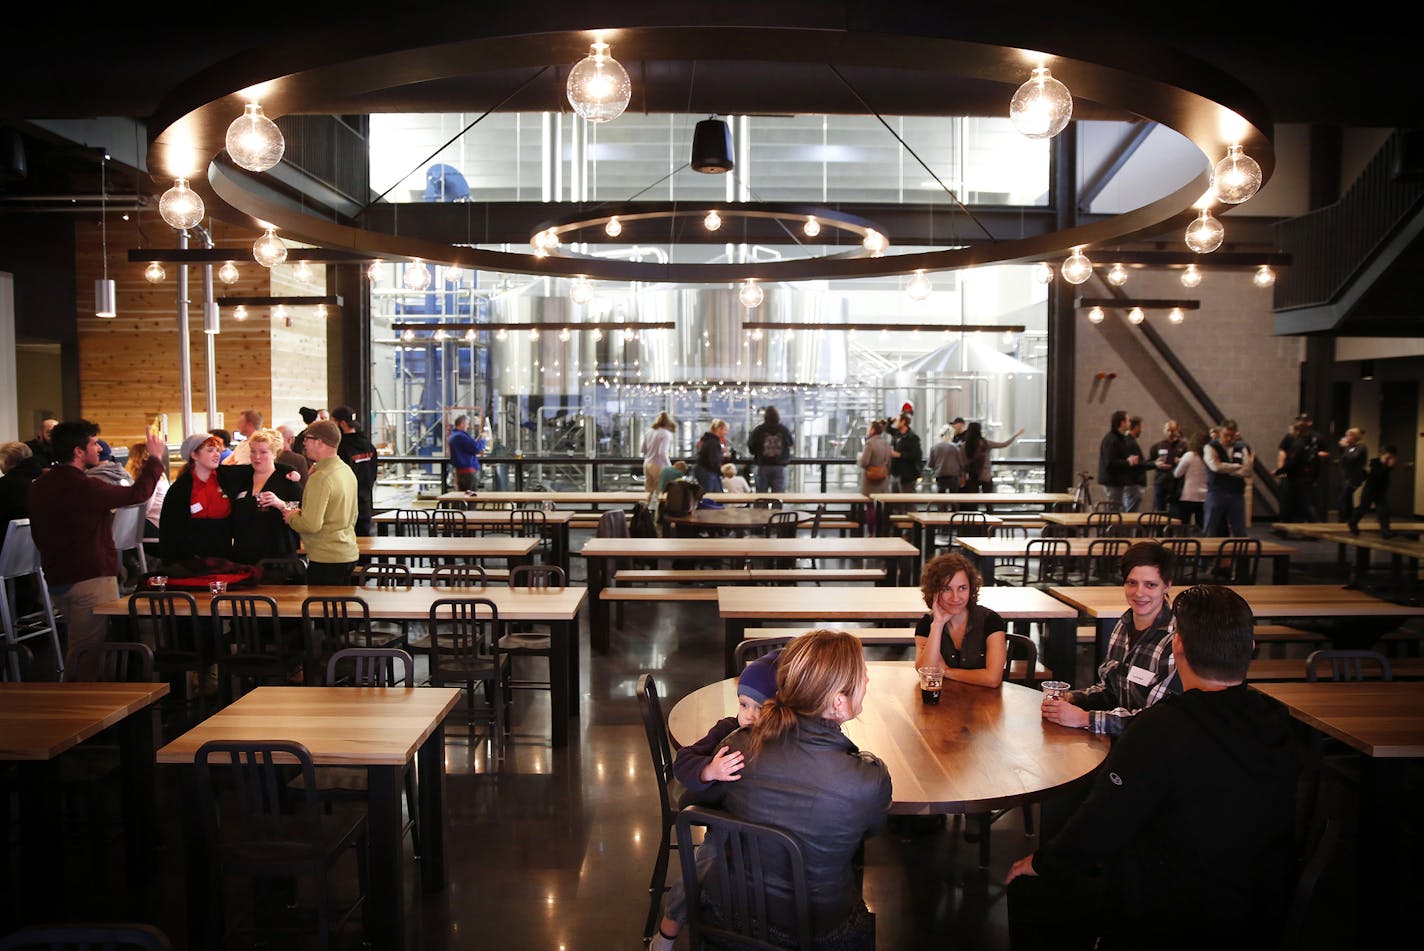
5,523 -> 1419,949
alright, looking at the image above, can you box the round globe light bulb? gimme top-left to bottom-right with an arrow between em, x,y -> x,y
1009,66 -> 1073,139
316,304 -> 328,318
1062,247 -> 1093,285
217,260 -> 240,285
1253,264 -> 1276,288
1185,210 -> 1225,253
233,305 -> 248,321
1181,263 -> 1203,288
158,178 -> 204,231
862,230 -> 888,254
1212,145 -> 1262,205
566,41 -> 632,123
434,329 -> 447,341
803,216 -> 821,238
274,304 -> 288,321
529,327 -> 540,340
403,261 -> 431,291
1088,306 -> 1105,324
1032,261 -> 1054,284
445,265 -> 463,281
592,327 -> 604,342
704,210 -> 722,231
1128,307 -> 1146,325
906,269 -> 932,301
605,216 -> 623,237
1106,263 -> 1129,287
144,260 -> 166,284
558,327 -> 572,343
570,277 -> 594,305
225,103 -> 285,172
293,260 -> 313,282
252,228 -> 288,268
367,260 -> 384,284
739,279 -> 765,309
495,328 -> 508,341
1168,307 -> 1185,324
402,328 -> 415,341
464,328 -> 476,341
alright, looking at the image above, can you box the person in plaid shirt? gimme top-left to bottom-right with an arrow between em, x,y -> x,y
1041,542 -> 1181,735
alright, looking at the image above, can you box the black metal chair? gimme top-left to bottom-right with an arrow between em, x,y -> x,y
510,508 -> 551,559
193,739 -> 368,951
637,673 -> 680,942
393,508 -> 432,537
1085,538 -> 1131,584
64,640 -> 155,684
1134,511 -> 1172,537
1305,649 -> 1393,682
676,805 -> 816,951
128,590 -> 209,721
1023,538 -> 1072,588
1092,500 -> 1122,514
991,524 -> 1029,539
1214,537 -> 1262,584
302,595 -> 402,680
430,563 -> 489,588
498,565 -> 566,722
1161,537 -> 1202,584
430,508 -> 470,537
426,597 -> 507,753
0,924 -> 172,950
733,635 -> 795,673
1086,511 -> 1123,537
211,594 -> 299,703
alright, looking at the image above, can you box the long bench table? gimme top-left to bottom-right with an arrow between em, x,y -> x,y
372,509 -> 575,573
958,535 -> 1297,585
871,491 -> 1076,536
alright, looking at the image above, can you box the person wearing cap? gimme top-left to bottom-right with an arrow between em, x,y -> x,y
280,419 -> 358,584
950,416 -> 968,444
83,438 -> 132,486
646,650 -> 782,951
28,420 -> 166,677
329,404 -> 378,536
159,432 -> 246,564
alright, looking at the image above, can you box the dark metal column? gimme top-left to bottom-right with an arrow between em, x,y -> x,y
1046,125 -> 1078,493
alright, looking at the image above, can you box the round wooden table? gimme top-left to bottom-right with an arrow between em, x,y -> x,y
668,661 -> 1110,815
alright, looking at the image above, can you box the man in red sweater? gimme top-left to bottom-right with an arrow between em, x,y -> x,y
29,420 -> 166,676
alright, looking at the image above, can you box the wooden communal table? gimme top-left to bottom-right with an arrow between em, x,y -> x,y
0,682 -> 169,916
1038,512 -> 1182,534
1049,584 -> 1424,664
94,584 -> 586,746
437,490 -> 649,509
663,507 -> 790,535
871,492 -> 1076,536
1252,680 -> 1424,938
1277,523 -> 1424,586
158,686 -> 462,951
668,662 -> 1109,814
958,536 -> 1297,585
352,535 -> 538,561
372,509 -> 576,573
579,537 -> 920,653
906,512 -> 1004,562
715,585 -> 1079,678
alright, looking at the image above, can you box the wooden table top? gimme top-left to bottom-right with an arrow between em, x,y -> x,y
1275,521 -> 1424,536
1039,512 -> 1181,527
702,492 -> 869,505
665,508 -> 790,529
959,537 -> 1296,557
1048,584 -> 1424,620
1251,681 -> 1424,757
436,491 -> 649,505
94,584 -> 587,621
580,537 -> 917,559
372,510 -> 577,526
872,492 -> 1076,507
907,513 -> 1004,526
717,585 -> 1078,620
156,686 -> 463,766
1282,528 -> 1424,560
348,536 -> 538,558
668,662 -> 1109,813
0,682 -> 170,761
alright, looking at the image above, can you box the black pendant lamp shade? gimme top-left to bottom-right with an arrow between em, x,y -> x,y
691,116 -> 734,174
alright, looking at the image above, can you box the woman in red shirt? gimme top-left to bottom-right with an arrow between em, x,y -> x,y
158,433 -> 243,563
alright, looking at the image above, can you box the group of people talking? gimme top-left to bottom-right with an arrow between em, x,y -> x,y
653,540 -> 1302,950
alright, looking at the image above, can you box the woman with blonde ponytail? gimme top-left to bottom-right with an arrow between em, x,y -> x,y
688,630 -> 891,949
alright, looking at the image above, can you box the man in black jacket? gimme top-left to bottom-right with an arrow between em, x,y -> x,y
1005,585 -> 1301,950
1096,410 -> 1137,511
747,405 -> 793,493
330,404 -> 378,536
889,413 -> 923,492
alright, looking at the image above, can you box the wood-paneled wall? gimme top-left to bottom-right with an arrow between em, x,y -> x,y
75,211 -> 334,447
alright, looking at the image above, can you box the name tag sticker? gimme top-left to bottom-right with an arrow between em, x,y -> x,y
190,503 -> 204,514
236,491 -> 249,499
1127,666 -> 1156,686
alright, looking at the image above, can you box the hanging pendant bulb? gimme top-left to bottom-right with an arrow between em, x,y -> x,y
803,217 -> 821,238
1032,261 -> 1054,284
293,260 -> 314,282
94,280 -> 116,318
367,259 -> 384,284
144,260 -> 166,284
1061,247 -> 1093,285
273,304 -> 288,322
495,328 -> 508,341
315,304 -> 328,319
1087,306 -> 1105,324
233,305 -> 248,321
402,328 -> 415,341
704,210 -> 722,231
1185,210 -> 1225,253
570,276 -> 594,305
566,41 -> 632,123
1168,307 -> 1185,324
1106,263 -> 1129,287
605,216 -> 623,237
1128,307 -> 1146,325
1253,264 -> 1276,288
529,326 -> 540,340
1180,263 -> 1203,288
1009,65 -> 1073,139
434,329 -> 448,341
217,260 -> 240,285
158,178 -> 204,231
592,327 -> 604,342
558,327 -> 572,343
862,230 -> 887,254
445,264 -> 464,281
252,228 -> 288,268
403,260 -> 431,291
1212,145 -> 1263,204
464,328 -> 476,341
225,102 -> 286,172
906,269 -> 932,301
739,279 -> 765,309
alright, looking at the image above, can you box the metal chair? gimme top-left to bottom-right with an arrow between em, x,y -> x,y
498,565 -> 566,720
991,524 -> 1029,539
393,508 -> 432,536
257,555 -> 308,585
360,562 -> 413,588
1161,537 -> 1202,584
510,508 -> 551,559
193,739 -> 368,951
128,590 -> 208,722
1135,511 -> 1172,537
430,563 -> 489,588
111,502 -> 149,578
1086,511 -> 1123,537
1,518 -> 64,680
676,805 -> 816,951
637,673 -> 680,941
1085,538 -> 1131,584
1213,537 -> 1262,584
1023,538 -> 1072,587
1305,649 -> 1393,682
430,508 -> 470,537
211,594 -> 299,703
733,635 -> 795,673
0,923 -> 172,950
65,641 -> 155,683
426,597 -> 507,753
302,595 -> 401,680
1092,500 -> 1122,514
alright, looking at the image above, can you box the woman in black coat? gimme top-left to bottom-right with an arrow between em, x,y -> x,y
229,428 -> 304,565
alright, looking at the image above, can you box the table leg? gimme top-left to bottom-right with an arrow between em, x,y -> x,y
914,520 -> 928,564
366,764 -> 405,950
587,557 -> 609,653
553,523 -> 570,576
1043,617 -> 1076,688
118,704 -> 160,883
1272,554 -> 1290,585
549,618 -> 572,747
724,619 -> 748,677
875,500 -> 891,537
1359,756 -> 1406,942
417,722 -> 447,891
979,555 -> 998,587
17,760 -> 62,921
181,765 -> 215,951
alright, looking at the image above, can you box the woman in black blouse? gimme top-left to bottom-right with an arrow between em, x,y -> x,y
230,428 -> 303,565
913,552 -> 1007,687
